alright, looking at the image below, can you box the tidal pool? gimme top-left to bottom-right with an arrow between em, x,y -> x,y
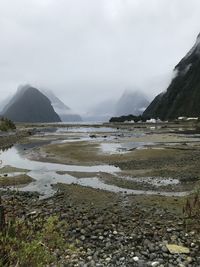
0,146 -> 119,197
100,141 -> 154,154
0,125 -> 192,198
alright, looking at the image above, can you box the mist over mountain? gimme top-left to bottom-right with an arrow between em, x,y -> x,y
84,90 -> 149,121
0,97 -> 12,113
115,90 -> 149,117
143,33 -> 200,120
84,99 -> 117,122
42,90 -> 82,122
0,86 -> 82,123
1,85 -> 31,114
2,86 -> 61,123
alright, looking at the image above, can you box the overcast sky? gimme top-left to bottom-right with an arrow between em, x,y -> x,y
0,0 -> 200,113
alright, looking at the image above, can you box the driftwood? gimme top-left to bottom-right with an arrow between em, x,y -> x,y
0,196 -> 5,231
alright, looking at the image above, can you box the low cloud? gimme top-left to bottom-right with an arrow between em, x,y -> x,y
0,0 -> 200,113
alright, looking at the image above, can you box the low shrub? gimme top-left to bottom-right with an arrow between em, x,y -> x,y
0,117 -> 16,131
0,215 -> 69,266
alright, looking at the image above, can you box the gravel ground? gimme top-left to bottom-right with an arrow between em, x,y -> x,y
1,185 -> 200,267
1,123 -> 200,266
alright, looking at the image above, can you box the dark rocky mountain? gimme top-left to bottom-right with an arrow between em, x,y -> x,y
2,86 -> 61,123
143,33 -> 200,120
1,85 -> 30,114
115,90 -> 149,116
42,90 -> 82,122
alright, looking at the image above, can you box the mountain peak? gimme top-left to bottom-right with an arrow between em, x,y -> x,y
143,33 -> 200,120
179,33 -> 200,67
2,86 -> 61,123
115,90 -> 149,116
17,84 -> 31,93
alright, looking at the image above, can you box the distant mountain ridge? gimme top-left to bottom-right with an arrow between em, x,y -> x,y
42,89 -> 82,122
2,86 -> 61,123
85,90 -> 149,122
1,85 -> 82,123
85,99 -> 116,122
143,33 -> 200,120
115,90 -> 149,116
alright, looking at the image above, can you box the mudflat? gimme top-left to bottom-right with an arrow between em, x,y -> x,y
1,121 -> 200,266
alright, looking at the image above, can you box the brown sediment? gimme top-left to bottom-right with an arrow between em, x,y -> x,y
0,174 -> 34,187
0,165 -> 29,174
1,121 -> 200,265
56,171 -> 100,178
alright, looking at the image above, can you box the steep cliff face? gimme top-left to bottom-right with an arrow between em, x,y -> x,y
3,86 -> 61,123
143,33 -> 200,120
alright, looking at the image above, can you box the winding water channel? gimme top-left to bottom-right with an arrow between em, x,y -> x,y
0,126 -> 193,198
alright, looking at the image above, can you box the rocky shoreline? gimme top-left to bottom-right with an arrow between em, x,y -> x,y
1,123 -> 200,266
1,185 -> 200,267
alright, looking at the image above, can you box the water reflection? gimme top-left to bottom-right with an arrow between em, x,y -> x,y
0,145 -> 190,198
0,144 -> 13,152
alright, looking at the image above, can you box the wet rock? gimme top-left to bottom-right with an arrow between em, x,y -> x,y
151,262 -> 160,267
89,135 -> 96,139
133,256 -> 139,262
161,245 -> 168,253
1,182 -> 200,266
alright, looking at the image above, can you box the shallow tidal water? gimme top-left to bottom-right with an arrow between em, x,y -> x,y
0,125 -> 192,198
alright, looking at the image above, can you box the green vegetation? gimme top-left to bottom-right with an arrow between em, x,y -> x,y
183,190 -> 200,219
0,215 -> 73,266
183,189 -> 200,232
109,114 -> 148,123
0,117 -> 16,132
